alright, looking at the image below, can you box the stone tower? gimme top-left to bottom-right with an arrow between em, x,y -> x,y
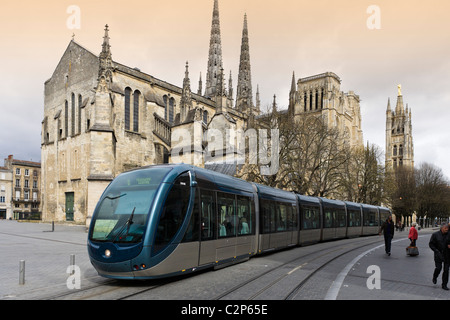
385,85 -> 414,169
235,14 -> 253,113
205,0 -> 223,99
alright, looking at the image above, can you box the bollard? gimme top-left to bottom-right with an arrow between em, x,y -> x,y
19,260 -> 25,285
52,221 -> 55,232
70,254 -> 75,275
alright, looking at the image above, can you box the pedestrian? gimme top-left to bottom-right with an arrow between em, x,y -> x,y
408,222 -> 418,247
429,223 -> 450,290
379,215 -> 395,256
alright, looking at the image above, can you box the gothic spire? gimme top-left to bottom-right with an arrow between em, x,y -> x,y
236,13 -> 253,113
256,84 -> 261,111
228,70 -> 233,100
290,71 -> 296,93
180,61 -> 193,122
197,73 -> 203,96
205,0 -> 224,99
395,84 -> 404,115
98,24 -> 113,82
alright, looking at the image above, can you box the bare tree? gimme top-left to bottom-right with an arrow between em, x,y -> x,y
339,143 -> 385,205
415,162 -> 450,223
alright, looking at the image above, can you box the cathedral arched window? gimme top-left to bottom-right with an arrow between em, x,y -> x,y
71,93 -> 76,136
203,110 -> 208,125
320,89 -> 324,109
393,145 -> 397,156
169,98 -> 175,125
399,145 -> 403,156
64,100 -> 69,138
124,87 -> 132,131
163,95 -> 168,121
78,94 -> 82,134
133,90 -> 140,132
315,90 -> 319,110
304,93 -> 307,112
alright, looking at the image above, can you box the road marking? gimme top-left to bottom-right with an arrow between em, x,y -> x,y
324,237 -> 419,300
288,263 -> 308,275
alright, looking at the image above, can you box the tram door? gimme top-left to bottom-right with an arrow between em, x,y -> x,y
199,190 -> 216,266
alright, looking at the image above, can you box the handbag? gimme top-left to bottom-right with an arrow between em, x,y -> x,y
406,246 -> 419,256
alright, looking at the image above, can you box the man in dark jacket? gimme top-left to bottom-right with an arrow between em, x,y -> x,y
379,215 -> 395,256
429,223 -> 450,290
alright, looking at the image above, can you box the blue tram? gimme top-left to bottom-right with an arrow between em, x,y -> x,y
88,164 -> 391,280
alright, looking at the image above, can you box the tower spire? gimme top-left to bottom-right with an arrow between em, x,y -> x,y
205,0 -> 224,99
236,13 -> 253,113
98,24 -> 113,83
180,61 -> 193,123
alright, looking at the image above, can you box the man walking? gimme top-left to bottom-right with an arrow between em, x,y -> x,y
379,215 -> 395,256
429,223 -> 450,290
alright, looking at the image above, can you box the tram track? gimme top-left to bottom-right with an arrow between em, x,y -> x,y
213,236 -> 385,300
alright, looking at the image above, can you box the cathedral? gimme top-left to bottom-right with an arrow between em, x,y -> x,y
385,85 -> 414,169
40,0 -> 364,225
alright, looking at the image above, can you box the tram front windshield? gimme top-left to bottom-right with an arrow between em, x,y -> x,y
90,167 -> 172,244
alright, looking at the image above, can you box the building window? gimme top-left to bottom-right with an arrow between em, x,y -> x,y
163,95 -> 168,121
24,180 -> 29,188
15,179 -> 20,188
399,145 -> 403,156
203,110 -> 208,125
124,88 -> 132,131
393,145 -> 397,156
71,93 -> 76,136
25,169 -> 29,176
0,196 -> 5,203
169,97 -> 175,125
65,100 -> 69,138
33,180 -> 38,189
78,94 -> 82,134
133,90 -> 140,132
16,168 -> 21,175
24,191 -> 29,200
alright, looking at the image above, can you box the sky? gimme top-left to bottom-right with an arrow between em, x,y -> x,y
1,0 -> 449,178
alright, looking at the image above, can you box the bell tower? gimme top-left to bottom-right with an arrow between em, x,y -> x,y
385,85 -> 414,170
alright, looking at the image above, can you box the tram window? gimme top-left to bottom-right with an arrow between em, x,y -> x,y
363,209 -> 377,226
277,203 -> 287,232
260,200 -> 274,234
287,205 -> 297,231
200,190 -> 216,241
218,192 -> 236,238
324,209 -> 333,228
237,195 -> 254,235
182,189 -> 200,243
337,209 -> 346,227
348,209 -> 361,227
302,205 -> 320,230
154,172 -> 191,254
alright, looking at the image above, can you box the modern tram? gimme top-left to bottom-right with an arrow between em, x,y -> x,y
87,164 -> 391,280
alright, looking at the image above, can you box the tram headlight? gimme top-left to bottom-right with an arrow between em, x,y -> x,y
104,249 -> 112,258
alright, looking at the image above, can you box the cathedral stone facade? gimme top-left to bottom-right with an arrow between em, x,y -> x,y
41,0 -> 365,225
288,72 -> 364,148
385,85 -> 414,169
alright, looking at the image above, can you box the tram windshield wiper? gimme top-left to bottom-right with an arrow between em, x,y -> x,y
111,207 -> 136,243
105,193 -> 127,200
